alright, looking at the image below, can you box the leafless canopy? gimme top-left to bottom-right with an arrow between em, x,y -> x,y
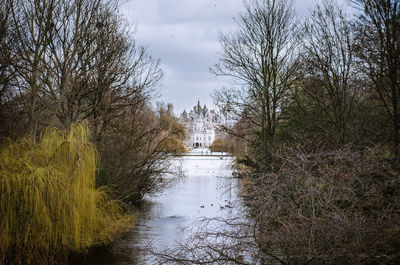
352,0 -> 400,155
299,0 -> 358,145
212,0 -> 298,166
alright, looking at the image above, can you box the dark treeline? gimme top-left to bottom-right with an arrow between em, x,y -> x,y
0,0 -> 185,264
0,0 -> 185,203
153,0 -> 400,264
213,0 -> 398,160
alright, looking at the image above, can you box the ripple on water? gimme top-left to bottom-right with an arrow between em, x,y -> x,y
72,155 -> 238,265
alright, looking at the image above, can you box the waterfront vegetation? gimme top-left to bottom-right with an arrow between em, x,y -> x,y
0,0 -> 185,263
209,138 -> 226,152
155,0 -> 400,264
1,0 -> 400,264
0,123 -> 134,265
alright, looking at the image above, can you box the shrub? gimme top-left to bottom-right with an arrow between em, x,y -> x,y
97,104 -> 183,204
244,145 -> 400,264
209,138 -> 226,152
0,123 -> 134,265
159,138 -> 187,153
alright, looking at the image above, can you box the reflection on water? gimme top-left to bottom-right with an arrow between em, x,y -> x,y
70,155 -> 237,265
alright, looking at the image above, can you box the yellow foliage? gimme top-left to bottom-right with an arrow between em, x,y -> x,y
160,138 -> 187,153
0,123 -> 134,264
209,138 -> 226,152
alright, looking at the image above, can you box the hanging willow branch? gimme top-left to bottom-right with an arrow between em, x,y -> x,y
0,122 -> 134,265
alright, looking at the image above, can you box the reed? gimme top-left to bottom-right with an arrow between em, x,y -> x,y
0,123 -> 134,265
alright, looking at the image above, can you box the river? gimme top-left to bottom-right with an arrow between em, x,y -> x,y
71,151 -> 239,264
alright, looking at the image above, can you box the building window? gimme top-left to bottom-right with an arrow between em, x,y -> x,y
208,136 -> 211,140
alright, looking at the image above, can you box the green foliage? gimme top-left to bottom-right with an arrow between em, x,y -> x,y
0,123 -> 134,265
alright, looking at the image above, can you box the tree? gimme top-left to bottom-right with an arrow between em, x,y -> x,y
1,0 -> 168,204
353,0 -> 400,155
97,102 -> 185,204
0,0 -> 13,103
212,0 -> 298,169
45,0 -> 162,141
209,138 -> 226,152
159,138 -> 187,153
8,0 -> 57,138
5,0 -> 163,142
0,0 -> 23,141
299,0 -> 359,145
0,123 -> 133,265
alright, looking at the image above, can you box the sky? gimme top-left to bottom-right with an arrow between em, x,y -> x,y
119,0 -> 345,115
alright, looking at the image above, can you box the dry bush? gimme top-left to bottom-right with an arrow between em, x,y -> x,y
0,123 -> 134,265
150,145 -> 400,265
148,216 -> 258,265
244,145 -> 400,264
97,103 -> 185,204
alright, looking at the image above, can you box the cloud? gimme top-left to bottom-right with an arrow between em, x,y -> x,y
120,0 -> 344,115
120,0 -> 241,114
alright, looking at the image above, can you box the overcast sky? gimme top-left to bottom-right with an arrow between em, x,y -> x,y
120,0 -> 346,115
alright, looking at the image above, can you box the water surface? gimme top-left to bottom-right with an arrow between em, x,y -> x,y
71,152 -> 238,264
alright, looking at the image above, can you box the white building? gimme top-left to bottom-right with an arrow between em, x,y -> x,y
180,100 -> 235,148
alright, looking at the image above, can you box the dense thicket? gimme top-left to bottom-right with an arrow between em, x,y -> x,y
0,123 -> 133,265
352,0 -> 400,154
0,0 -> 183,204
0,0 -> 183,263
213,0 -> 399,160
97,103 -> 186,204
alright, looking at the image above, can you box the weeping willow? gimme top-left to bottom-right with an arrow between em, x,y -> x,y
0,123 -> 134,264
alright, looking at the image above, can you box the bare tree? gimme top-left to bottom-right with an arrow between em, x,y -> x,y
353,0 -> 400,155
9,0 -> 57,138
5,0 -> 163,141
212,0 -> 298,169
0,0 -> 20,140
43,0 -> 105,128
0,0 -> 13,102
43,0 -> 163,141
98,102 -> 185,204
299,0 -> 359,145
